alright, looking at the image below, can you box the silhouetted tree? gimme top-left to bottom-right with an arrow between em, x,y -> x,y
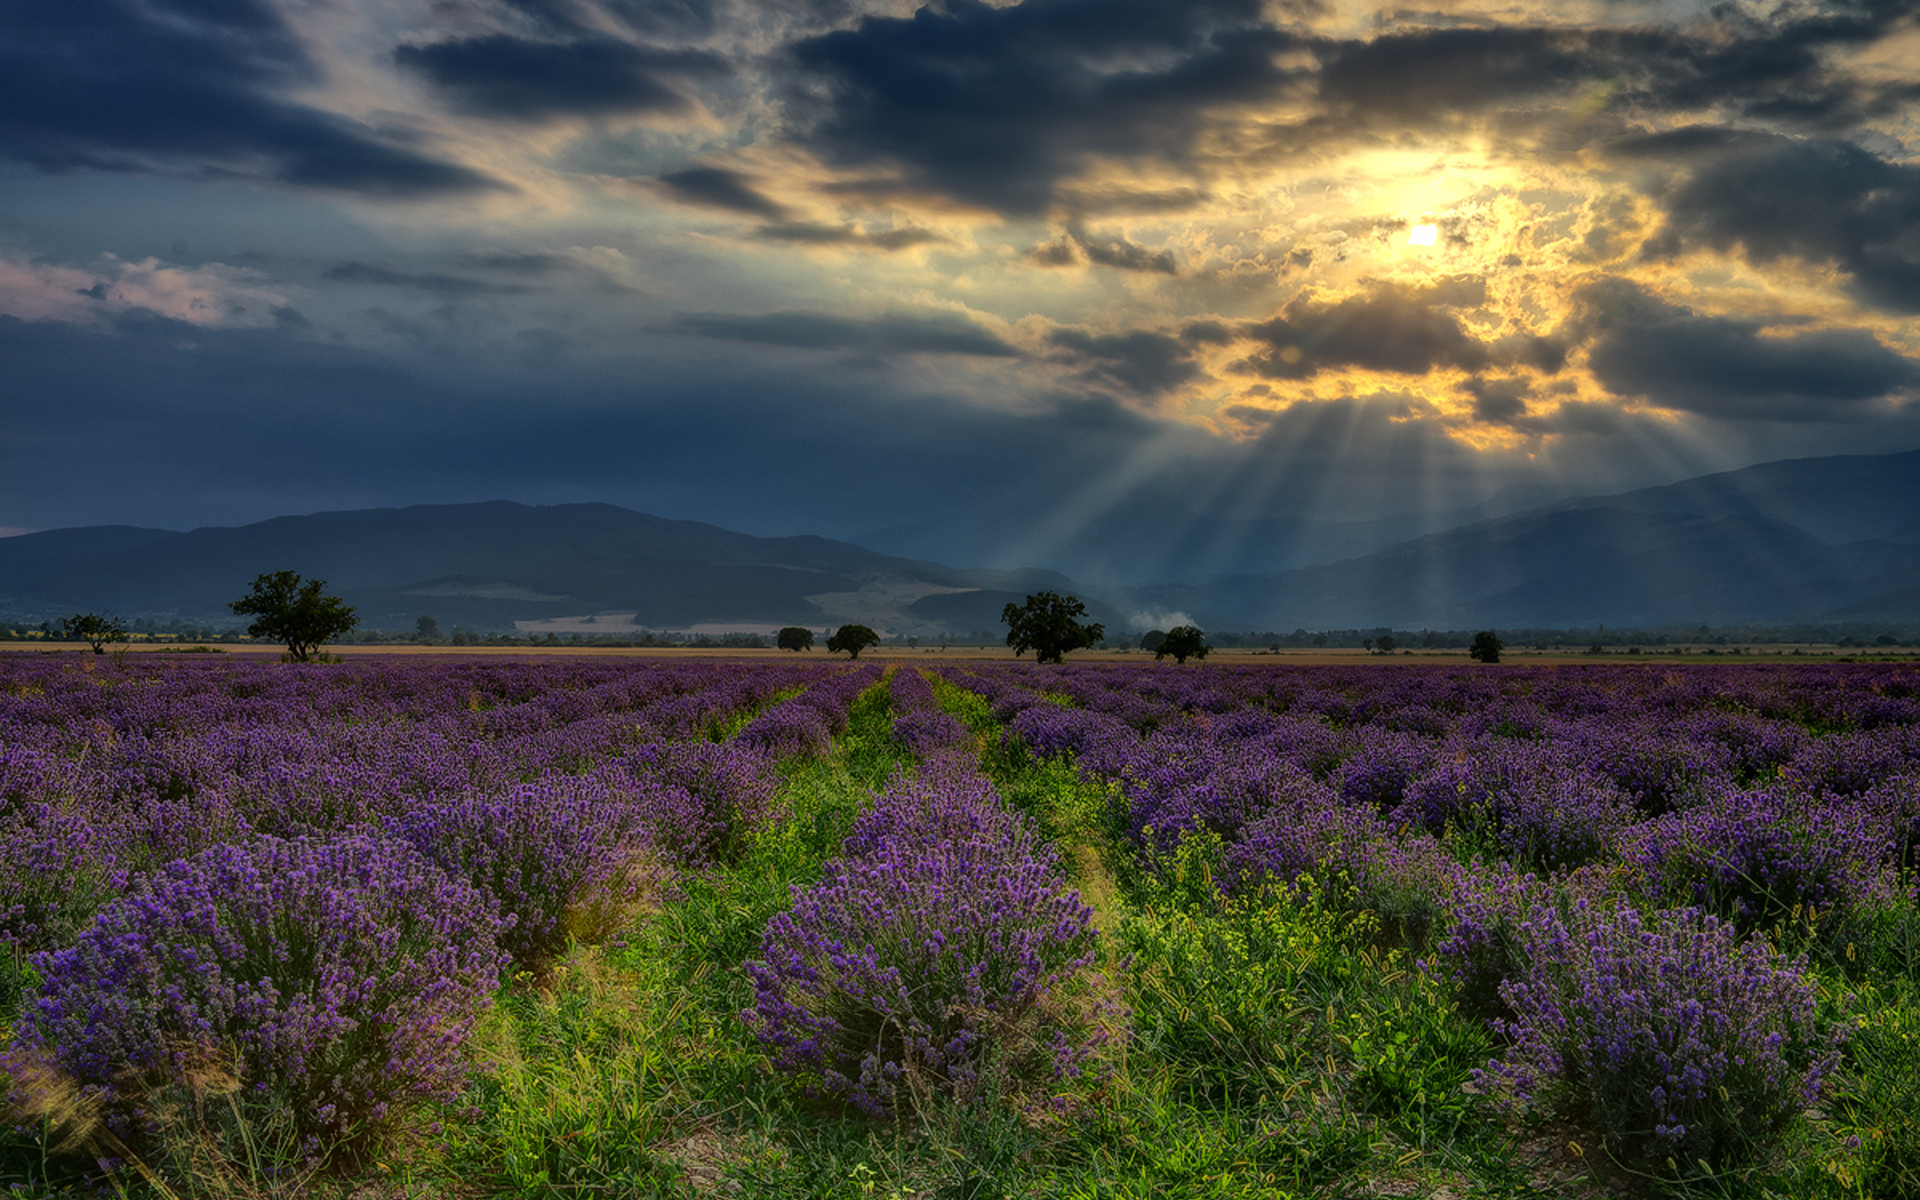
229,570 -> 358,662
1469,630 -> 1503,663
61,612 -> 127,655
826,624 -> 879,659
1155,625 -> 1211,664
416,615 -> 440,640
1140,630 -> 1167,652
1375,634 -> 1397,654
777,626 -> 815,652
1002,592 -> 1104,664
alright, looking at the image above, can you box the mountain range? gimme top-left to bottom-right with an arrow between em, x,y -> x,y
1,449 -> 1916,634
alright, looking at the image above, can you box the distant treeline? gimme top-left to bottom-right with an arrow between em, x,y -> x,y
4,617 -> 1916,651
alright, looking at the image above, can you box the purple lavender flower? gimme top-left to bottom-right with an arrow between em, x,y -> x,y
1480,900 -> 1841,1172
744,762 -> 1107,1118
16,833 -> 506,1164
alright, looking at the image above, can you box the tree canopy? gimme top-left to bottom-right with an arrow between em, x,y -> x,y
230,571 -> 359,662
61,612 -> 128,655
1002,592 -> 1104,664
1469,630 -> 1503,664
825,624 -> 879,659
1154,625 -> 1211,664
777,626 -> 816,652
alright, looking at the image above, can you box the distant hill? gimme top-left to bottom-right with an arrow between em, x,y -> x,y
1128,449 -> 1920,629
1134,508 -> 1919,630
854,496 -> 1481,583
0,502 -> 1112,636
3,449 -> 1916,634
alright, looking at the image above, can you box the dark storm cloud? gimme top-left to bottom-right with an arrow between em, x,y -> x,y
773,0 -> 1914,219
751,223 -> 948,250
0,310 -> 1151,537
1048,329 -> 1202,395
672,310 -> 1018,357
603,0 -> 724,37
1239,282 -> 1499,379
1463,376 -> 1531,425
1621,131 -> 1920,314
458,251 -> 578,275
0,0 -> 494,195
1318,3 -> 1911,130
324,262 -> 535,295
1576,278 -> 1920,421
652,167 -> 791,218
1027,226 -> 1213,275
784,0 -> 1301,217
395,34 -> 728,120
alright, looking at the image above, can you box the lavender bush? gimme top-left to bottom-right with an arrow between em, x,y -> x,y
14,833 -> 506,1166
616,739 -> 780,865
744,766 -> 1107,1119
389,777 -> 655,970
1480,900 -> 1840,1174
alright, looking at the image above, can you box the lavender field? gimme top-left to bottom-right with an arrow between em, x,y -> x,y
2,655 -> 1917,1199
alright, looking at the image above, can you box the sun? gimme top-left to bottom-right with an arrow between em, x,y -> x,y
1407,223 -> 1439,247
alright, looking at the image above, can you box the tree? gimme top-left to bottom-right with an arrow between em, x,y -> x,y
229,570 -> 358,662
1140,629 -> 1167,653
415,615 -> 441,641
61,612 -> 128,655
777,626 -> 816,652
1375,634 -> 1397,654
1154,625 -> 1211,664
826,624 -> 879,659
1002,592 -> 1104,664
1469,630 -> 1503,664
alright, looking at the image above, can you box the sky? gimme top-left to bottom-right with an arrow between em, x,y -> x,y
3,0 -> 1919,558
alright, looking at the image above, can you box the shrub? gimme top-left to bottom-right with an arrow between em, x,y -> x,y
1624,783 -> 1883,930
744,769 -> 1107,1119
1479,900 -> 1840,1175
736,703 -> 833,760
617,739 -> 780,865
390,778 -> 657,970
13,834 -> 506,1168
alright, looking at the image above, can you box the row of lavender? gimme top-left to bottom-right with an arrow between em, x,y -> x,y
0,655 -> 879,1161
746,667 -> 1107,1119
944,662 -> 1920,1171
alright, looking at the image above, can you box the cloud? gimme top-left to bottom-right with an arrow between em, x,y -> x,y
1048,328 -> 1204,395
652,166 -> 791,218
1238,282 -> 1499,379
1623,131 -> 1920,313
395,33 -> 728,121
750,222 -> 947,251
784,0 -> 1299,217
1031,224 -> 1179,273
0,0 -> 494,196
0,253 -> 292,329
672,310 -> 1018,356
1576,277 -> 1920,421
459,251 -> 581,275
1317,7 -> 1913,131
324,262 -> 535,295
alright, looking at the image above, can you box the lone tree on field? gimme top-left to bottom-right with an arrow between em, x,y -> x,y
1155,625 -> 1211,664
777,626 -> 815,652
61,612 -> 128,655
1469,630 -> 1503,664
826,624 -> 879,659
1002,591 -> 1104,664
230,570 -> 358,662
